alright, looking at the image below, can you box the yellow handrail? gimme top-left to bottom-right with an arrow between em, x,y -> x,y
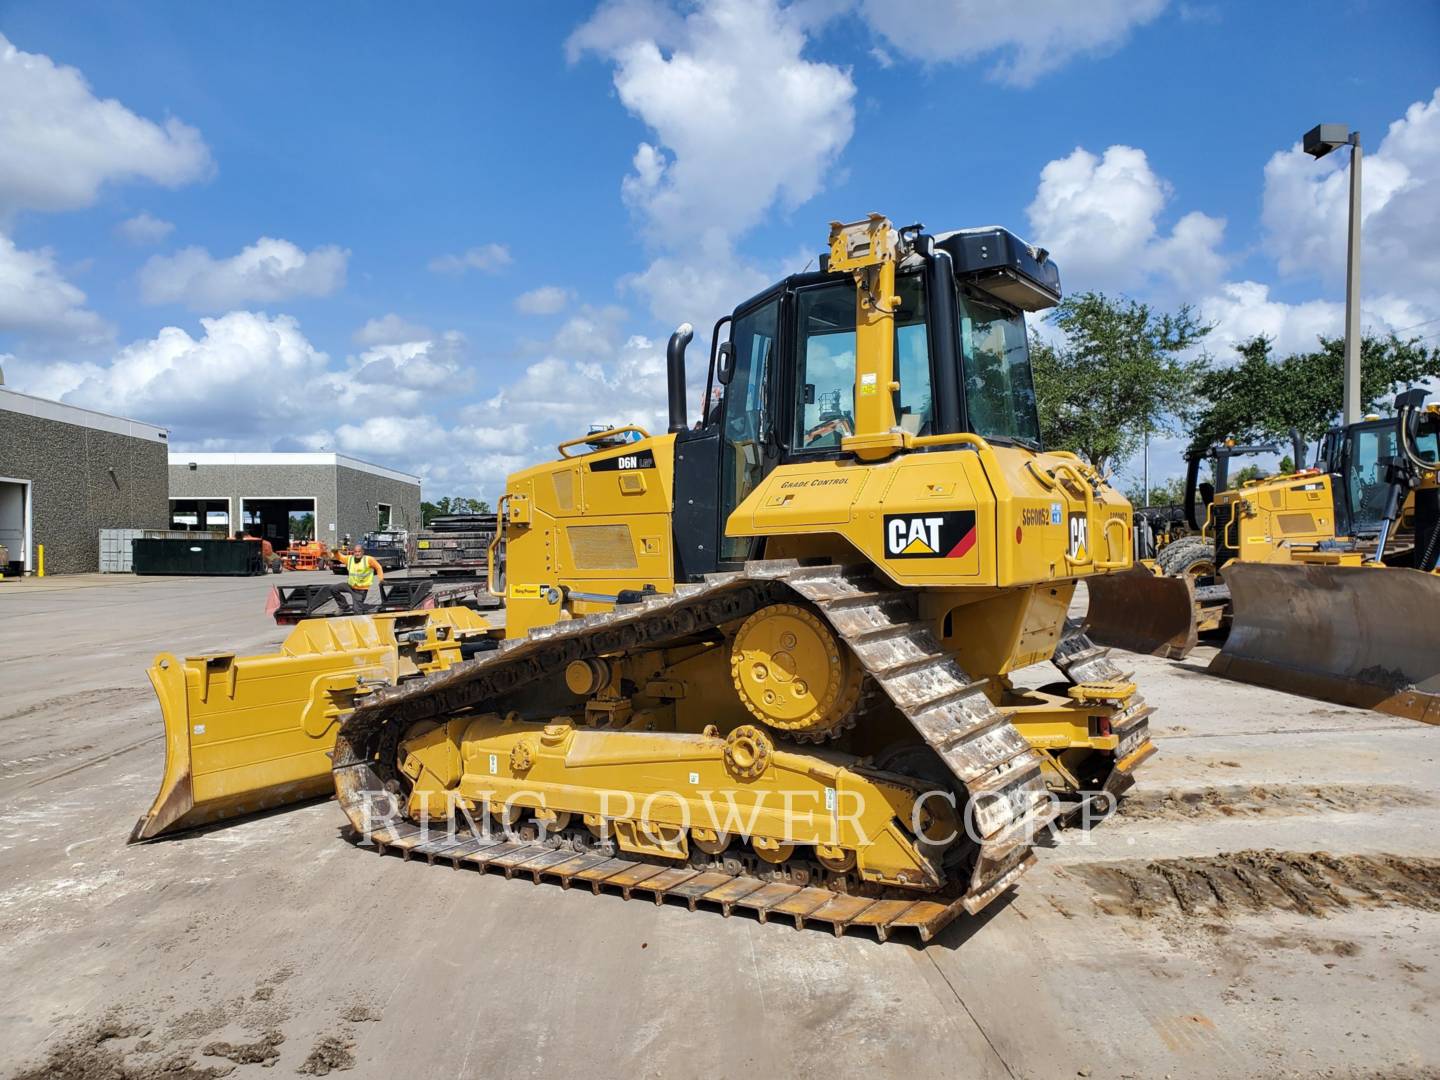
910,431 -> 994,453
557,426 -> 652,459
1049,462 -> 1097,568
1225,500 -> 1243,554
1096,516 -> 1130,570
488,495 -> 508,596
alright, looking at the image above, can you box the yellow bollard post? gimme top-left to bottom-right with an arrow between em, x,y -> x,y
37,543 -> 44,577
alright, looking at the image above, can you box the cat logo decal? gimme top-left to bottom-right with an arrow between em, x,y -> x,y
882,511 -> 978,560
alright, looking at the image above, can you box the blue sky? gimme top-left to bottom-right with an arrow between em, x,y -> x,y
2,0 -> 1437,499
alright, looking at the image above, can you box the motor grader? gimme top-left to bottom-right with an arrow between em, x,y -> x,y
134,215 -> 1155,941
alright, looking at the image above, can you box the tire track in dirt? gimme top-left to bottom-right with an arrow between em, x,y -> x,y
1117,783 -> 1434,821
1072,850 -> 1440,919
5,966 -> 383,1079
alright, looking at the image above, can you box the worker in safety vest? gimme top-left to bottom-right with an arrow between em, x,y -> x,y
345,543 -> 384,612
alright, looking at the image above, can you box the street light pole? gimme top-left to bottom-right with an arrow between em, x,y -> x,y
1303,123 -> 1363,426
1342,132 -> 1362,427
1142,428 -> 1150,507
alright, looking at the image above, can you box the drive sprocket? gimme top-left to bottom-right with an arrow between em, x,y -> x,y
728,602 -> 864,738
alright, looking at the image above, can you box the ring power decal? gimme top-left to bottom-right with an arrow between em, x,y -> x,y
883,511 -> 977,559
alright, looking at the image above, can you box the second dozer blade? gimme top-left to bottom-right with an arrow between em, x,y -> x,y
1211,561 -> 1440,724
1083,566 -> 1199,659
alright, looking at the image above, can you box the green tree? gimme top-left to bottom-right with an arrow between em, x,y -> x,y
421,496 -> 492,525
1031,292 -> 1211,476
1192,332 -> 1440,449
1230,463 -> 1269,486
1124,474 -> 1191,508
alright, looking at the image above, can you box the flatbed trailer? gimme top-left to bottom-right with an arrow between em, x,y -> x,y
267,573 -> 500,625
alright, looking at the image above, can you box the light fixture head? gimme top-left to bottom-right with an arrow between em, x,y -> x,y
1303,123 -> 1351,159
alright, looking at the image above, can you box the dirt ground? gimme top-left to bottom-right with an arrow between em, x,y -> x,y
1,572 -> 1437,1079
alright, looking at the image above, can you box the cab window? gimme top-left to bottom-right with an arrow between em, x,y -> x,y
720,297 -> 779,560
791,275 -> 932,450
1347,425 -> 1399,531
959,293 -> 1040,446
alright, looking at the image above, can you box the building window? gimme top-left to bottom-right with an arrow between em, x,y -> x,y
376,503 -> 392,530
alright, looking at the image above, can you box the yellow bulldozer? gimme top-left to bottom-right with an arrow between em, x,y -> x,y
1212,390 -> 1440,722
133,215 -> 1156,941
1088,402 -> 1439,657
1088,435 -> 1310,657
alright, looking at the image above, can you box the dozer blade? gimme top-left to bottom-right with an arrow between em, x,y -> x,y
1211,562 -> 1440,724
1083,566 -> 1199,659
131,609 -> 495,841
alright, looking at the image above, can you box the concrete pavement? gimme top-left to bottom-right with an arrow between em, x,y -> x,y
1,573 -> 1436,1079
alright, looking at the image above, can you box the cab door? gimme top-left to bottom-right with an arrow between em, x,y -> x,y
717,294 -> 782,562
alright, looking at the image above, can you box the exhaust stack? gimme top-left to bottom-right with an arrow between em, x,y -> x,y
667,323 -> 694,433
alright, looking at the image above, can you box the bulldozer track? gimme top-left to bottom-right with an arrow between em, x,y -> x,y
332,560 -> 1055,939
1051,619 -> 1156,798
354,821 -> 975,942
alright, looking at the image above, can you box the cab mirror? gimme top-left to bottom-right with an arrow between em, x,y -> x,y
716,341 -> 736,386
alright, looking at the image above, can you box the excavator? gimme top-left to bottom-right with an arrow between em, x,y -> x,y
133,215 -> 1156,941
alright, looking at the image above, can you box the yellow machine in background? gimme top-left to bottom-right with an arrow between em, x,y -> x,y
1088,412 -> 1428,659
323,216 -> 1155,940
1212,391 -> 1440,722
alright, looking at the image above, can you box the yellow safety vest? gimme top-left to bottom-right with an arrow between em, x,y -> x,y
346,554 -> 375,590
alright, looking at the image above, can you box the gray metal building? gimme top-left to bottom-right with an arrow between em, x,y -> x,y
0,385 -> 170,575
167,452 -> 421,552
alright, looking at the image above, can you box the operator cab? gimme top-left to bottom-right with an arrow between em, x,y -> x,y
668,225 -> 1061,579
1316,412 -> 1440,537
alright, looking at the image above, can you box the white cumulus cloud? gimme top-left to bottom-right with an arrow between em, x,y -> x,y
138,237 -> 349,310
427,243 -> 512,275
0,32 -> 212,214
575,0 -> 854,241
1026,144 -> 1227,294
570,0 -> 853,328
515,285 -> 574,315
114,211 -> 175,246
352,313 -> 433,346
1262,87 -> 1440,306
857,0 -> 1167,86
0,232 -> 112,344
318,333 -> 472,415
48,311 -> 329,437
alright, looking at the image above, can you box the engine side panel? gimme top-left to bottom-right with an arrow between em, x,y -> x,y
726,444 -> 1132,589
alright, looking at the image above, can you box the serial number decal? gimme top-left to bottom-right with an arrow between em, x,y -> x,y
590,449 -> 656,472
1021,507 -> 1050,526
883,511 -> 978,560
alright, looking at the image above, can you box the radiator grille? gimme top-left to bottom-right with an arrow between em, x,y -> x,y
553,471 -> 575,511
568,524 -> 638,570
1276,512 -> 1317,536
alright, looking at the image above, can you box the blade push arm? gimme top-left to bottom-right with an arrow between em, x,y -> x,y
830,214 -> 906,461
